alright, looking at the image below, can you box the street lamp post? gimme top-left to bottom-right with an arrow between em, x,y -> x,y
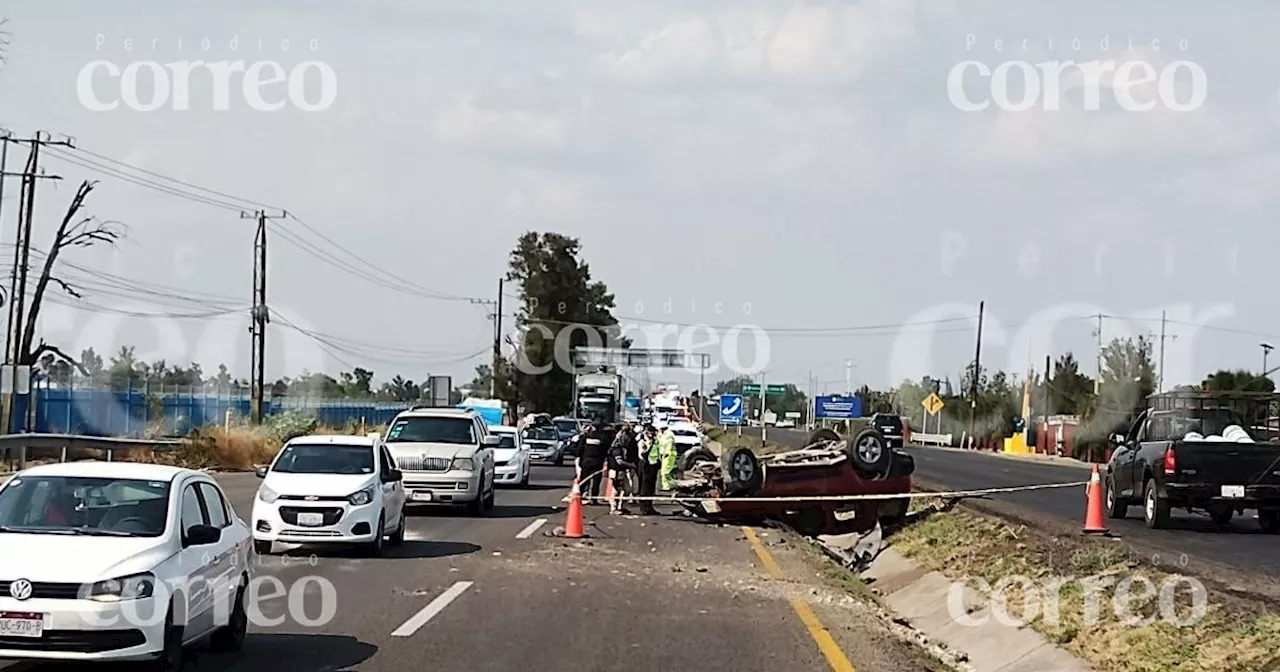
1263,343 -> 1274,379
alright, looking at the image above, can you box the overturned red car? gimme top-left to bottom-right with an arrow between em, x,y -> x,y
673,428 -> 914,536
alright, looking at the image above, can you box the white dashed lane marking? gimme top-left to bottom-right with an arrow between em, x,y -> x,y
391,581 -> 473,637
515,518 -> 547,539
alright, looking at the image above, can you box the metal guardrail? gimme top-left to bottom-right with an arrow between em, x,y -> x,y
0,433 -> 184,471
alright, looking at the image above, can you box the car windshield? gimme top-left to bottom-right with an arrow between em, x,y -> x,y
0,475 -> 171,537
496,435 -> 517,449
273,444 -> 374,474
673,429 -> 697,437
524,426 -> 559,441
387,416 -> 477,444
553,420 -> 578,435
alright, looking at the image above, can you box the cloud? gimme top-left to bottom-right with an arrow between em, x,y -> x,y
432,94 -> 566,150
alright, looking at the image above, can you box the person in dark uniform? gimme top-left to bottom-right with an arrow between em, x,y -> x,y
635,424 -> 660,515
576,422 -> 609,502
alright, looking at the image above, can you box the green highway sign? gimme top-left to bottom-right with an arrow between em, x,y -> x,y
741,384 -> 788,396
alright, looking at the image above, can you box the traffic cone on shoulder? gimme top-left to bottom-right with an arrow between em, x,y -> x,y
1083,464 -> 1109,535
562,479 -> 585,538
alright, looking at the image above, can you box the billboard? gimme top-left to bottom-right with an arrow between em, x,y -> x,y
814,395 -> 861,420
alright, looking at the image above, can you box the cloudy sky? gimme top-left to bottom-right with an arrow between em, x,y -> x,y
1,0 -> 1279,395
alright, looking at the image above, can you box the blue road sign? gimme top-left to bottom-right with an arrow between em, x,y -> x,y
814,395 -> 861,420
719,394 -> 745,424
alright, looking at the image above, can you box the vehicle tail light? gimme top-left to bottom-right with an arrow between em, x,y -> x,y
1163,447 -> 1176,476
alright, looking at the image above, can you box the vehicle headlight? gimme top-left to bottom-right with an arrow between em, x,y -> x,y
87,572 -> 155,602
257,485 -> 279,503
347,486 -> 375,506
451,457 -> 475,471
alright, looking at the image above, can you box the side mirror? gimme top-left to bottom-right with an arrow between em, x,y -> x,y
184,524 -> 222,547
255,465 -> 269,479
385,469 -> 403,482
1110,433 -> 1126,446
482,435 -> 502,447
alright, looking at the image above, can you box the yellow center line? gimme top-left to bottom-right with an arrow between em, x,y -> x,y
741,526 -> 856,672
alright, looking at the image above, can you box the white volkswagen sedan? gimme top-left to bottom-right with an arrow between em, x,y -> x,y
251,434 -> 407,556
0,462 -> 252,669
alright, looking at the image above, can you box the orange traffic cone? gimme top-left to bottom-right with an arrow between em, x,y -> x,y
1083,464 -> 1109,535
562,479 -> 585,538
603,468 -> 615,504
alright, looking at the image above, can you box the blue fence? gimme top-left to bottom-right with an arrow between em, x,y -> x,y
11,388 -> 414,437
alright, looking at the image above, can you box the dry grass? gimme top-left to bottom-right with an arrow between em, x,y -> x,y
892,500 -> 1280,672
6,419 -> 389,473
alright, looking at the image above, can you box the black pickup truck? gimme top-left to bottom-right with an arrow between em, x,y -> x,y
1104,391 -> 1280,531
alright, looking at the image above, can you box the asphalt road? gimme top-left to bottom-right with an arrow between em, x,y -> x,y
766,427 -> 1280,579
1,463 -> 935,671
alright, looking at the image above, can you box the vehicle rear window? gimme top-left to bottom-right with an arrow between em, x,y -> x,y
873,415 -> 903,429
387,417 -> 477,444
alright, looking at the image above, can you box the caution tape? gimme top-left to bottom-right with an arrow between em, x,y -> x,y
564,480 -> 1089,504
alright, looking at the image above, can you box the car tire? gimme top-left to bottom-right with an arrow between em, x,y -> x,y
210,578 -> 249,652
721,446 -> 764,496
1143,479 -> 1171,529
1104,474 -> 1128,519
807,428 -> 841,446
1259,509 -> 1280,533
878,497 -> 909,525
846,429 -> 893,478
389,509 -> 406,546
521,465 -> 530,488
554,454 -> 564,467
466,491 -> 484,516
146,604 -> 184,670
362,516 -> 386,557
680,447 -> 716,472
253,539 -> 272,556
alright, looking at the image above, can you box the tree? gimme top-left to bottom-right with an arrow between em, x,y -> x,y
19,181 -> 120,373
0,18 -> 10,70
506,232 -> 621,413
79,347 -> 105,379
1202,370 -> 1276,393
1048,352 -> 1095,415
1097,336 -> 1156,416
106,346 -> 138,389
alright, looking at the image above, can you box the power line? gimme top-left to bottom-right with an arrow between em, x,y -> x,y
43,146 -> 484,303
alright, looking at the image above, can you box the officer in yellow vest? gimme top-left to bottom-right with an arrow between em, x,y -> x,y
656,424 -> 678,491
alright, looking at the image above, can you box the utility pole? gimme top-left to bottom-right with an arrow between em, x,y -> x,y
469,289 -> 499,398
967,301 -> 984,440
1041,354 -> 1050,447
845,360 -> 853,395
2,132 -> 72,434
1093,314 -> 1103,394
759,371 -> 767,444
492,278 -> 503,398
1158,310 -> 1168,393
241,209 -> 286,425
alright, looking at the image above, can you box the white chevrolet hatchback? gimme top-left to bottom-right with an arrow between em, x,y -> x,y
0,462 -> 252,669
251,434 -> 406,556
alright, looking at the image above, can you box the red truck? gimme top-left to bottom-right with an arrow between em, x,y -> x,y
675,428 -> 914,536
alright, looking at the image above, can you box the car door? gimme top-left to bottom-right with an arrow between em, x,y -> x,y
176,480 -> 218,640
475,419 -> 494,480
1114,411 -> 1150,498
195,481 -> 240,629
378,445 -> 404,522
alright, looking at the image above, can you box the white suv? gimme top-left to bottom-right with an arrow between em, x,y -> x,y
251,435 -> 407,557
383,407 -> 497,514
